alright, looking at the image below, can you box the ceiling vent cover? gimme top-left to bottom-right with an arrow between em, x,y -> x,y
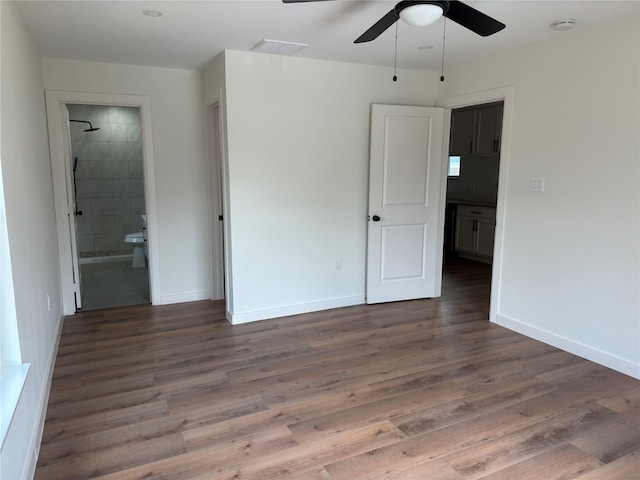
250,39 -> 308,56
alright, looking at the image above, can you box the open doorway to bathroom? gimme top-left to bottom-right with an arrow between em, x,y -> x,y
67,104 -> 150,310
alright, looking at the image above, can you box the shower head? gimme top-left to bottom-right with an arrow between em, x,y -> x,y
69,119 -> 100,132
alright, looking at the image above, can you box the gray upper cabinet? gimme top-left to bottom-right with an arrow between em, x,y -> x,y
475,103 -> 503,155
449,102 -> 503,156
449,108 -> 476,155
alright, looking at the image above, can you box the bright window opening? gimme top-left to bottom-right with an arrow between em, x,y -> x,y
448,156 -> 461,177
0,157 -> 29,449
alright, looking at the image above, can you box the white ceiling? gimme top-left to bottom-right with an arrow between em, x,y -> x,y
14,1 -> 640,72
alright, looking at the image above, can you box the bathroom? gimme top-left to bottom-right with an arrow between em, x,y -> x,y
68,103 -> 150,310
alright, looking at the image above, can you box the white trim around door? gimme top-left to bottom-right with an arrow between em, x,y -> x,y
205,94 -> 225,302
45,90 -> 160,315
204,89 -> 233,321
436,86 -> 515,324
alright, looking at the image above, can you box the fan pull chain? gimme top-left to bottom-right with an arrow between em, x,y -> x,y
393,21 -> 398,82
440,18 -> 447,82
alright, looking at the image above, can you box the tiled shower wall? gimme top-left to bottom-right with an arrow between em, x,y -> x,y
68,104 -> 145,257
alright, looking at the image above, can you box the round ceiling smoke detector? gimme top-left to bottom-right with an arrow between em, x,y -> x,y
551,19 -> 576,31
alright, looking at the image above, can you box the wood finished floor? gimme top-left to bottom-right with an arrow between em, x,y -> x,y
36,259 -> 640,479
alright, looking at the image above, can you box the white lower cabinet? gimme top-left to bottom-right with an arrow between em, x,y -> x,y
455,205 -> 496,261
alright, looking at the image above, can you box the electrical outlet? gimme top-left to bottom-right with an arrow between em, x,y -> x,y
332,257 -> 342,272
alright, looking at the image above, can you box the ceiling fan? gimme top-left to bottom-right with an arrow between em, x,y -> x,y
282,0 -> 506,43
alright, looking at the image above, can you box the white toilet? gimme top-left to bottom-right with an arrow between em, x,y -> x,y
124,232 -> 146,268
124,215 -> 148,268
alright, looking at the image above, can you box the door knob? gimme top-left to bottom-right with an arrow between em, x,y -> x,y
372,215 -> 381,222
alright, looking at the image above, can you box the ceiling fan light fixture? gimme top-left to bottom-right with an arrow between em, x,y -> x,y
399,4 -> 443,27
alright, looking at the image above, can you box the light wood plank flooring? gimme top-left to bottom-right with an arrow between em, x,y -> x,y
36,259 -> 640,479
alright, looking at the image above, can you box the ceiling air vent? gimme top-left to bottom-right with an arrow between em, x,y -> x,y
250,39 -> 308,56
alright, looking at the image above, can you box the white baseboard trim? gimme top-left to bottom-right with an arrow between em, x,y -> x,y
79,254 -> 132,264
155,290 -> 210,306
495,313 -> 640,380
228,295 -> 365,325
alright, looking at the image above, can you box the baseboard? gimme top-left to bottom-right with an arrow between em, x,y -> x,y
22,307 -> 65,480
156,290 -> 210,306
228,295 -> 365,325
79,254 -> 132,264
495,313 -> 640,380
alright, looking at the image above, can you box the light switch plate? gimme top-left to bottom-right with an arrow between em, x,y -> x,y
530,176 -> 545,192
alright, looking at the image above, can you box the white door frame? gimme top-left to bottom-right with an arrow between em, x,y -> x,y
436,86 -> 514,324
59,104 -> 83,309
205,95 -> 225,301
45,90 -> 160,315
204,89 -> 232,318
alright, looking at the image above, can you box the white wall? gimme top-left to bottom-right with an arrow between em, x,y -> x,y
203,52 -> 226,101
207,51 -> 438,323
0,2 -> 63,478
439,15 -> 640,378
42,59 -> 212,305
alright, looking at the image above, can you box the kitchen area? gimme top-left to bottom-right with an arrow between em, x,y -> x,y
444,101 -> 503,264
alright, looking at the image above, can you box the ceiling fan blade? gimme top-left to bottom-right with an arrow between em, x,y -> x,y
354,9 -> 398,44
444,0 -> 505,36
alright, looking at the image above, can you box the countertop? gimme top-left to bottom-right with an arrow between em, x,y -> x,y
446,198 -> 497,208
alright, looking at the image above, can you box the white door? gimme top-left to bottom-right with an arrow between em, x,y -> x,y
366,104 -> 445,304
62,106 -> 83,309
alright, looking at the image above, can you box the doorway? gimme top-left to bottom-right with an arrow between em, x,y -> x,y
437,86 -> 514,323
206,100 -> 225,301
207,97 -> 226,300
46,91 -> 160,315
443,100 -> 503,268
67,103 -> 150,310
